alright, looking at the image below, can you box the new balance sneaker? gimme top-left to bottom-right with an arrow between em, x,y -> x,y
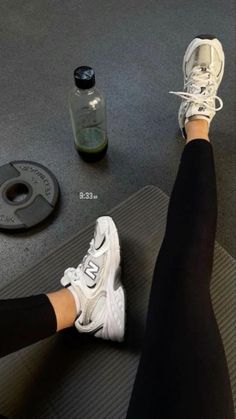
169,34 -> 225,139
61,216 -> 125,342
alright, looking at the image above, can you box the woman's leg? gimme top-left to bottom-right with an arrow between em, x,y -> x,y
126,121 -> 234,418
0,288 -> 77,358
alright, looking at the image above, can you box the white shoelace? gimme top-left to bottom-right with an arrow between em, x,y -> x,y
169,66 -> 223,112
64,238 -> 95,282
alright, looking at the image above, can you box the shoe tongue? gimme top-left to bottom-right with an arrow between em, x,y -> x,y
191,67 -> 210,93
186,101 -> 211,119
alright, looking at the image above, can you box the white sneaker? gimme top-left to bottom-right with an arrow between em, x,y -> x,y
61,216 -> 125,342
169,34 -> 225,138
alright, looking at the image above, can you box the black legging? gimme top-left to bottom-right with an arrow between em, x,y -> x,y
126,139 -> 234,419
0,139 -> 234,418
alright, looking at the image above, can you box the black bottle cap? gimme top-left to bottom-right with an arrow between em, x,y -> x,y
74,66 -> 95,89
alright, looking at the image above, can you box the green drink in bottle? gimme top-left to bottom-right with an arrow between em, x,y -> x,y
69,66 -> 108,162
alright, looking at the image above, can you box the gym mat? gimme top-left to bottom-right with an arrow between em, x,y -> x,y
0,185 -> 235,418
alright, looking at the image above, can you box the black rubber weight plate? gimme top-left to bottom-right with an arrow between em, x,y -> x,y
0,186 -> 235,418
0,161 -> 59,229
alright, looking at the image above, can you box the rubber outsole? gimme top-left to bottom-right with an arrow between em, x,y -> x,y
105,217 -> 126,342
196,33 -> 216,40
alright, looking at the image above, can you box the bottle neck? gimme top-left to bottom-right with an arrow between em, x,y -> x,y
76,86 -> 96,95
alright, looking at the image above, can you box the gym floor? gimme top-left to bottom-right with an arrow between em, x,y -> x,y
0,0 -> 235,289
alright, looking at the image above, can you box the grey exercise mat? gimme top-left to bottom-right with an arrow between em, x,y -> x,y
0,185 -> 235,418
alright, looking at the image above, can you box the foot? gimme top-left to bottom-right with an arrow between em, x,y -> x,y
60,216 -> 125,342
169,34 -> 225,139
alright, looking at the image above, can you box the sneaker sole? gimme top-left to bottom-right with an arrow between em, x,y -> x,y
96,216 -> 126,342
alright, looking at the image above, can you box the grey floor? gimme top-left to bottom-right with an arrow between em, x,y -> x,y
0,0 -> 235,289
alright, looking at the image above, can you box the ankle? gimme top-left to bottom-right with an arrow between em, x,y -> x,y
185,117 -> 210,144
47,288 -> 77,331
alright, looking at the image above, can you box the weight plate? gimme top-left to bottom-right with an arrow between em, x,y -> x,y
0,161 -> 60,230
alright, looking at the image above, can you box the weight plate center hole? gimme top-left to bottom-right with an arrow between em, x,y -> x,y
6,183 -> 30,203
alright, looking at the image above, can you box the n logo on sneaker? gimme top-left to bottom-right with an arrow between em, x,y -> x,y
85,261 -> 99,281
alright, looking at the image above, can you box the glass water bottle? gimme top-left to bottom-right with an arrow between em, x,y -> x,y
69,66 -> 108,162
